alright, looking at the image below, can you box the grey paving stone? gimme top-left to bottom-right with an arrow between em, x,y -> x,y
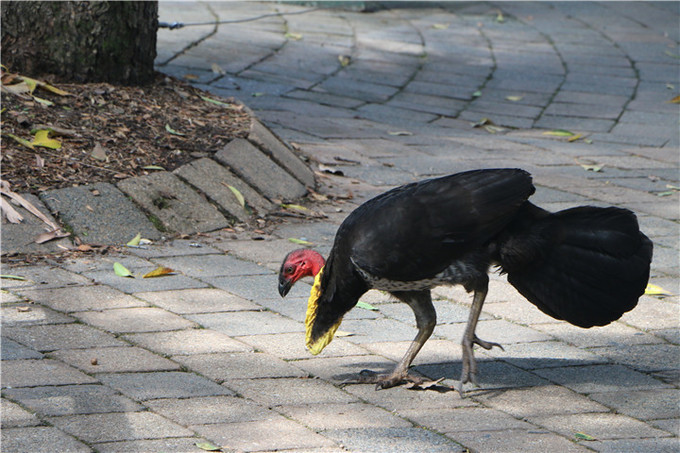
472,384 -> 609,417
174,157 -> 272,222
589,388 -> 680,421
1,193 -> 72,256
153,253 -> 271,278
1,338 -> 43,360
236,332 -> 369,360
49,411 -> 193,443
285,89 -> 365,109
529,412 -> 670,441
438,318 -> 553,345
534,364 -> 672,394
386,90 -> 474,117
533,321 -> 663,349
94,437 -> 211,453
323,427 -> 464,453
588,437 -> 680,453
134,287 -> 260,314
14,285 -> 147,313
144,395 -> 272,425
1,359 -> 97,389
124,329 -> 252,356
594,343 -> 680,372
74,307 -> 197,333
174,351 -> 307,380
1,398 -> 41,427
191,415 -> 336,452
451,428 -> 592,453
99,371 -> 233,401
485,340 -> 609,370
124,238 -> 223,258
117,171 -> 229,234
0,265 -> 91,290
292,354 -> 398,383
50,346 -> 180,374
317,76 -> 399,103
187,310 -> 303,336
81,269 -> 208,294
249,119 -> 316,187
40,182 -> 161,244
1,303 -> 75,327
356,103 -> 440,126
402,406 -> 534,433
618,296 -> 680,331
534,114 -> 615,132
344,381 -> 477,413
214,138 -> 307,201
3,385 -> 142,416
1,426 -> 92,453
279,402 -> 412,430
2,323 -> 126,352
225,377 -> 359,406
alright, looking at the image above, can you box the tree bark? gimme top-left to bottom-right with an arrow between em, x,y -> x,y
1,1 -> 158,85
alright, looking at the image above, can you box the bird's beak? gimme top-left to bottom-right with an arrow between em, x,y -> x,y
278,276 -> 293,298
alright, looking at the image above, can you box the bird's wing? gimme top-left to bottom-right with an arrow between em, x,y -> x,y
341,169 -> 535,281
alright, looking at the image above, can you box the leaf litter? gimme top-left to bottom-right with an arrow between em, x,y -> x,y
1,70 -> 250,193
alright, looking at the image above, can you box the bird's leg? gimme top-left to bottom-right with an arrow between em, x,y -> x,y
344,291 -> 436,389
459,278 -> 503,394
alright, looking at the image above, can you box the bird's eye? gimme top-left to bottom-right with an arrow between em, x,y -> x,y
285,266 -> 294,274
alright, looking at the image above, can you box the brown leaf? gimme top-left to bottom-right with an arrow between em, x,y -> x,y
35,228 -> 70,244
142,267 -> 174,278
91,143 -> 109,162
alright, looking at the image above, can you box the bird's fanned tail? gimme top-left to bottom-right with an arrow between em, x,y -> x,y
499,206 -> 653,328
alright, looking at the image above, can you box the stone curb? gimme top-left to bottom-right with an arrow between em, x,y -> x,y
2,114 -> 314,254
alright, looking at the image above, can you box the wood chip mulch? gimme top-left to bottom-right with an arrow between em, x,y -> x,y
1,72 -> 251,193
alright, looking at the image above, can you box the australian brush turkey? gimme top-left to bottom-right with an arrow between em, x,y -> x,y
278,168 -> 653,391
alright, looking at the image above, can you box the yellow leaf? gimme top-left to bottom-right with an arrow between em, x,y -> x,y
505,95 -> 524,102
32,130 -> 61,149
580,164 -> 603,172
165,124 -> 185,136
227,185 -> 246,208
113,262 -> 133,278
543,129 -> 574,137
21,76 -> 71,96
567,133 -> 583,142
126,233 -> 142,246
143,267 -> 174,278
338,55 -> 351,67
32,95 -> 53,106
285,32 -> 303,40
432,23 -> 449,29
289,238 -> 314,246
6,133 -> 35,149
281,203 -> 309,213
668,95 -> 680,104
142,165 -> 165,171
645,283 -> 672,296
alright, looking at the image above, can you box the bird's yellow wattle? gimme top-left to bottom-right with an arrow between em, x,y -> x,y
305,266 -> 342,355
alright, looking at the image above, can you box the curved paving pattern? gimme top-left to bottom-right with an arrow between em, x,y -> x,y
3,2 -> 679,452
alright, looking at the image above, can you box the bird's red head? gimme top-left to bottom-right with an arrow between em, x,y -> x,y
278,249 -> 325,297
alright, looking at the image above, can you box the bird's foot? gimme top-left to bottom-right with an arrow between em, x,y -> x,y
341,369 -> 427,390
458,334 -> 504,396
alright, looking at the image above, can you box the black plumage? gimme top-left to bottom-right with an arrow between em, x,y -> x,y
279,168 -> 653,390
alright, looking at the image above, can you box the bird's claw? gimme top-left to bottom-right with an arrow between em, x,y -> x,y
458,335 -> 504,396
473,336 -> 504,351
341,369 -> 424,390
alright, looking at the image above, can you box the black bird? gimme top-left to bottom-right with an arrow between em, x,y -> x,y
279,169 -> 653,391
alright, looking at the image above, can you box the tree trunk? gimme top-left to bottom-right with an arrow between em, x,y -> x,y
1,1 -> 158,85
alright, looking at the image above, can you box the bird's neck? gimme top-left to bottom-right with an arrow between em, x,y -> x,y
307,250 -> 326,277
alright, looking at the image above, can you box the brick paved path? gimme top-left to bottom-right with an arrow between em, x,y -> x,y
2,2 -> 678,452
